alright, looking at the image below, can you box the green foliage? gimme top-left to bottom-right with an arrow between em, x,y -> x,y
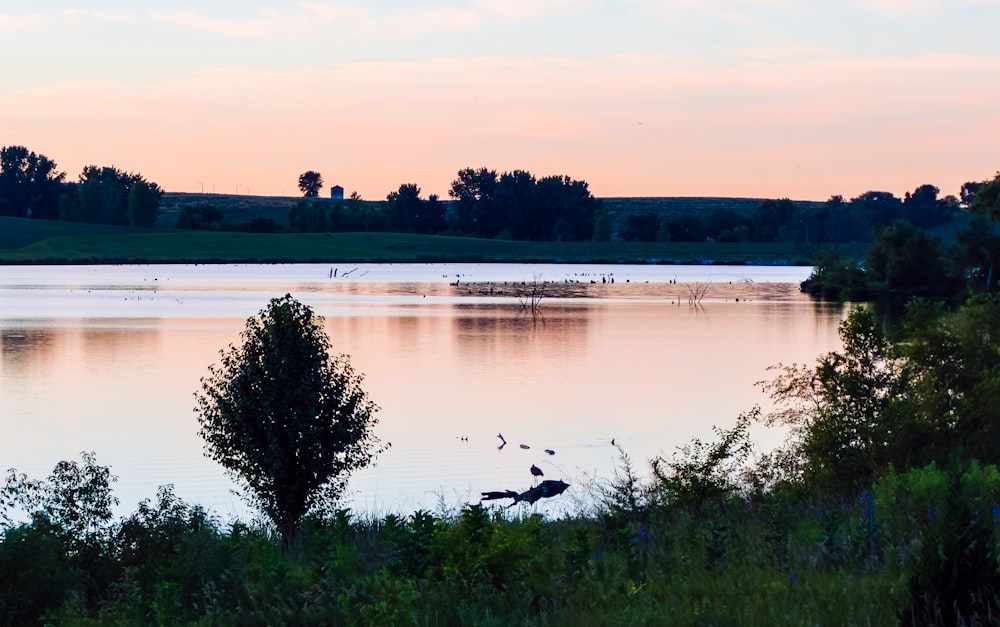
866,220 -> 957,296
903,183 -> 956,229
651,409 -> 757,510
3,451 -> 118,541
899,463 -> 1000,625
298,170 -> 323,197
619,212 -> 661,242
127,179 -> 162,227
800,248 -> 869,299
63,165 -> 162,226
591,204 -> 613,242
752,198 -> 798,242
969,171 -> 1000,221
761,307 -> 909,494
10,462 -> 985,625
175,204 -> 224,230
386,183 -> 445,234
953,215 -> 1000,292
0,517 -> 83,625
0,145 -> 66,220
897,294 -> 1000,464
195,294 -> 385,540
448,166 -> 598,241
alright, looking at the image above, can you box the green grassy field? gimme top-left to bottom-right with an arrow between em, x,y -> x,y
0,216 -> 857,265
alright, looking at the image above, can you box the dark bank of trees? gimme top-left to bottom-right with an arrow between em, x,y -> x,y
802,172 -> 1000,301
0,145 -> 162,227
618,185 -> 962,245
285,167 -> 600,242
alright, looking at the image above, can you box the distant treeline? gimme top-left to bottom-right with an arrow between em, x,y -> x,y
0,146 -> 162,227
1,144 -> 992,247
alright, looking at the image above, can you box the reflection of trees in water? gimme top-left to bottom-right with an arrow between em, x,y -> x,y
1,328 -> 57,372
451,303 -> 589,362
79,324 -> 160,362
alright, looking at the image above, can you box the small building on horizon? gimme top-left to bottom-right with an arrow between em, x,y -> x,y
330,185 -> 344,200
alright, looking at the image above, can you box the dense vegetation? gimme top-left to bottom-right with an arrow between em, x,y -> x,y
0,146 -> 162,227
802,173 -> 1000,301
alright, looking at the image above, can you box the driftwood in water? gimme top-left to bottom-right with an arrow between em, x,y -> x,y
481,480 -> 570,505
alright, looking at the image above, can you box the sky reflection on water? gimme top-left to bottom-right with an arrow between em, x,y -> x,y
0,263 -> 847,519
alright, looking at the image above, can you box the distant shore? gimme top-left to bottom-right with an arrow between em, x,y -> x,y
0,216 -> 840,266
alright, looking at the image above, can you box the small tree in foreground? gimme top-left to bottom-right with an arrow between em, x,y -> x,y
195,294 -> 384,539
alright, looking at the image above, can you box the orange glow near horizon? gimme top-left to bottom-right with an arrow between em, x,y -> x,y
3,53 -> 997,203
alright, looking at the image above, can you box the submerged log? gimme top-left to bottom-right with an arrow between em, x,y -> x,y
480,480 -> 570,505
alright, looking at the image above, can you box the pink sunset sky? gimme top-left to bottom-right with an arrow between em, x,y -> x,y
2,1 -> 998,202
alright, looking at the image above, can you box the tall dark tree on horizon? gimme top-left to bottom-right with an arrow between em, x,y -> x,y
448,167 -> 497,234
969,172 -> 1000,221
298,171 -> 324,197
61,165 -> 161,226
448,166 -> 598,241
0,145 -> 66,220
386,183 -> 445,234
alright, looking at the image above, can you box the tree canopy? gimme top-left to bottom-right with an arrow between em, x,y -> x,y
59,165 -> 163,227
448,167 -> 597,241
969,172 -> 1000,221
298,171 -> 323,197
0,145 -> 66,220
194,294 -> 385,539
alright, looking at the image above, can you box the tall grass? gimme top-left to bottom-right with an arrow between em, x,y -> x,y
7,456 -> 996,625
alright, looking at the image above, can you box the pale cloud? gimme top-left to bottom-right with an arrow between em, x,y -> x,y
849,0 -> 993,15
473,0 -> 597,22
0,12 -> 47,32
621,0 -> 789,22
730,44 -> 838,61
152,3 -> 483,41
152,6 -> 328,39
60,8 -> 138,24
0,8 -> 138,33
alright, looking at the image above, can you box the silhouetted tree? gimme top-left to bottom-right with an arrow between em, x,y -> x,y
127,179 -> 162,227
63,166 -> 162,226
0,145 -> 66,219
386,183 -> 445,234
298,171 -> 323,198
848,191 -> 903,239
494,170 -> 538,239
448,167 -> 497,234
969,172 -> 1000,221
903,184 -> 955,229
961,180 -> 984,207
448,166 -> 598,240
195,294 -> 385,540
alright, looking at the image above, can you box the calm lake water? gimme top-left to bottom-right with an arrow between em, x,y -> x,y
0,263 -> 848,519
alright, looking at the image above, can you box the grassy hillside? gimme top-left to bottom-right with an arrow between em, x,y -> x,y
0,216 -> 846,265
8,190 -> 926,265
